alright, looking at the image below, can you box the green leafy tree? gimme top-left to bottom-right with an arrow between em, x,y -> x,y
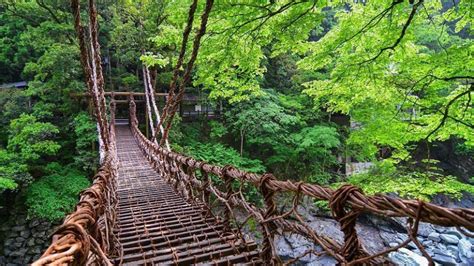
225,91 -> 302,157
0,89 -> 30,144
7,114 -> 60,161
0,149 -> 31,190
298,1 -> 473,161
73,112 -> 98,172
184,142 -> 265,174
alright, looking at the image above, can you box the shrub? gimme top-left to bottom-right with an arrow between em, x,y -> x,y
26,164 -> 90,221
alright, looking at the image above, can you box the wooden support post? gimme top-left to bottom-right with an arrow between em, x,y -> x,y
201,170 -> 211,217
259,174 -> 279,263
222,166 -> 234,230
329,185 -> 363,263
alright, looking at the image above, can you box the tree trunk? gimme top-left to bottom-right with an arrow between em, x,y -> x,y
240,128 -> 244,157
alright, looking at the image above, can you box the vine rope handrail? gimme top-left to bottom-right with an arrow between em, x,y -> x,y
33,100 -> 118,265
128,97 -> 474,264
33,1 -> 119,265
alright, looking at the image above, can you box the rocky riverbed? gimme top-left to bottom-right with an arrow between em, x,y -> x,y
272,197 -> 474,265
274,216 -> 474,265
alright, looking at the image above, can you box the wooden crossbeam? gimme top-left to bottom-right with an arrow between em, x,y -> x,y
72,91 -> 168,97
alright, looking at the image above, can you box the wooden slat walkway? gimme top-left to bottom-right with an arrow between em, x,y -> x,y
114,125 -> 261,265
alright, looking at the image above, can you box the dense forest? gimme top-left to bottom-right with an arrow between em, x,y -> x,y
0,0 -> 472,264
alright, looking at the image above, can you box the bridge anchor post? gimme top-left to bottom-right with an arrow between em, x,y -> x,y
221,165 -> 235,231
259,174 -> 280,264
329,184 -> 364,263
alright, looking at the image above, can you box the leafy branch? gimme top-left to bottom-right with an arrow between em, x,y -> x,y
360,0 -> 424,64
425,85 -> 474,141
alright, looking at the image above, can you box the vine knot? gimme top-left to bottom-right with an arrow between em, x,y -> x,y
329,184 -> 364,262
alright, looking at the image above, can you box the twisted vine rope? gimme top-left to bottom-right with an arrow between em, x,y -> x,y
129,97 -> 474,264
33,1 -> 119,264
33,101 -> 118,266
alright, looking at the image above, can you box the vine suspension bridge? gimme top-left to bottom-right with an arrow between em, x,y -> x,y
32,0 -> 474,265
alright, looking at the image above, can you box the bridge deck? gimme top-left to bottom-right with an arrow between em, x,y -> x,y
114,125 -> 261,265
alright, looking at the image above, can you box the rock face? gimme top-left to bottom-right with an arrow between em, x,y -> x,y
0,212 -> 57,265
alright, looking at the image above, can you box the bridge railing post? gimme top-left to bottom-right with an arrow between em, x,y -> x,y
329,184 -> 363,263
200,170 -> 213,217
171,160 -> 180,191
184,163 -> 196,201
259,174 -> 280,264
221,166 -> 234,230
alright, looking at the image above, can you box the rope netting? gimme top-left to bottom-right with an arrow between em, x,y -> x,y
128,96 -> 474,265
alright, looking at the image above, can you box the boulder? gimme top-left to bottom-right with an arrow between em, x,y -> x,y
20,230 -> 30,238
459,238 -> 473,259
388,248 -> 429,266
24,256 -> 32,264
379,231 -> 400,246
389,242 -> 399,248
440,234 -> 459,245
34,231 -> 46,238
27,238 -> 36,247
10,248 -> 27,257
30,247 -> 42,255
13,241 -> 23,248
29,220 -> 40,228
274,233 -> 337,264
444,229 -> 463,239
428,232 -> 440,242
432,254 -> 457,265
422,240 -> 433,246
446,245 -> 459,256
11,226 -> 26,232
417,223 -> 435,237
4,239 -> 14,247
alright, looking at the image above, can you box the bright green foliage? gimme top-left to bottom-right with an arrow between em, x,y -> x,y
0,89 -> 29,144
0,149 -> 31,191
184,142 -> 265,174
193,1 -> 328,102
209,121 -> 227,141
8,114 -> 60,161
291,126 -> 341,184
346,161 -> 474,201
298,1 -> 473,160
73,112 -> 98,172
225,91 -> 302,150
223,91 -> 341,182
23,44 -> 83,116
26,163 -> 90,221
293,126 -> 340,152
